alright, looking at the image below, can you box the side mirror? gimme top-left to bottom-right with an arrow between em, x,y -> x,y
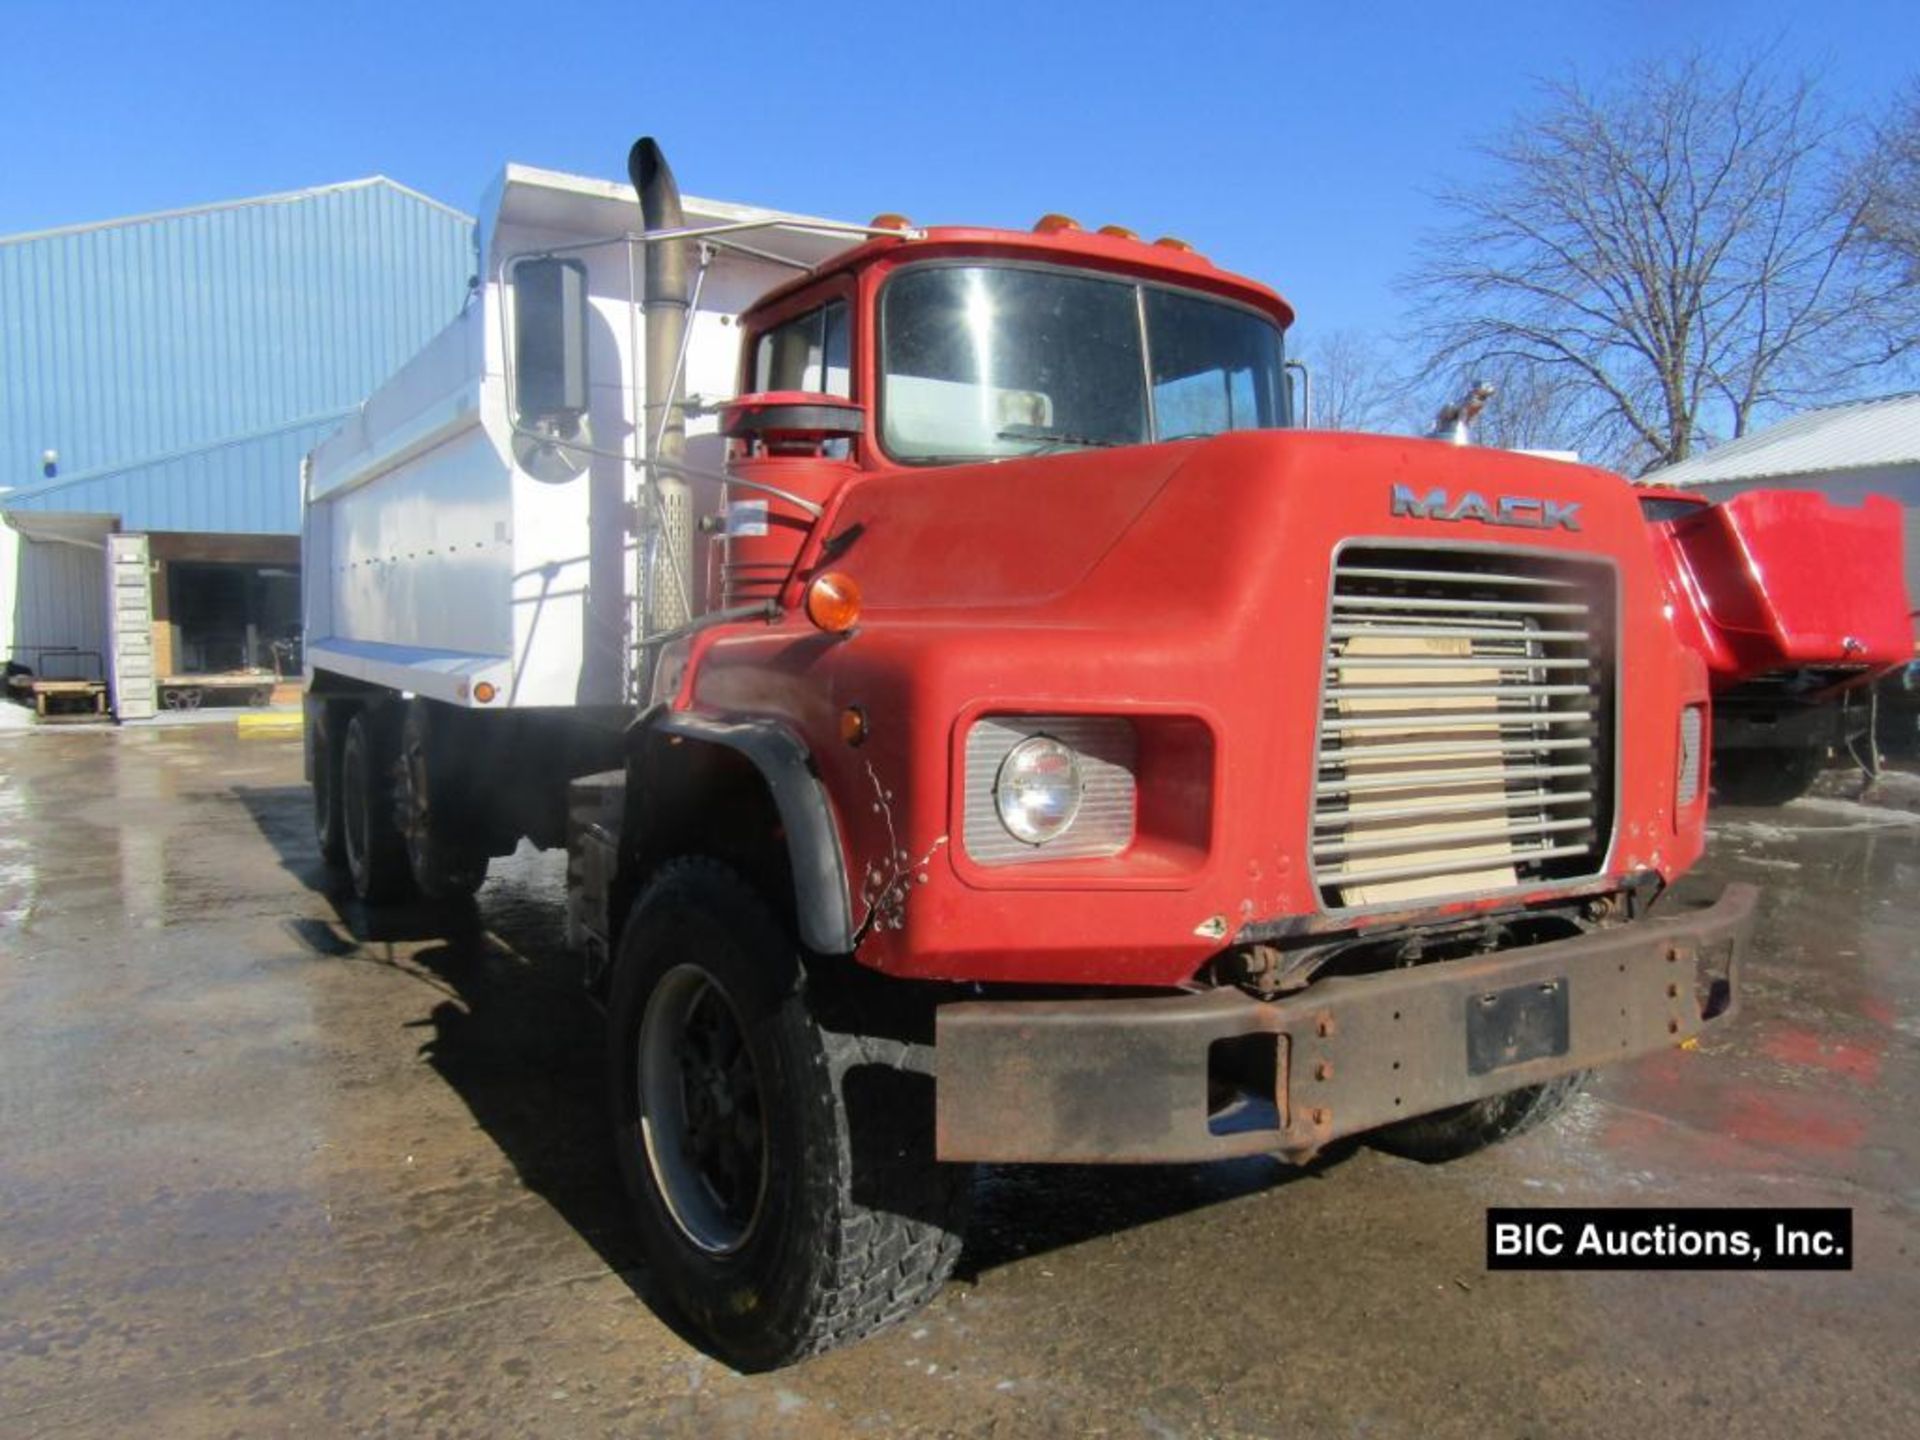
1283,357 -> 1312,429
511,257 -> 590,425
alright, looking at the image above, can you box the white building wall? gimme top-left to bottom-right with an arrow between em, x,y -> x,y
1,522 -> 110,680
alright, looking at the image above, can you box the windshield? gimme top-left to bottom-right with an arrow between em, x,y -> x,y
879,263 -> 1289,462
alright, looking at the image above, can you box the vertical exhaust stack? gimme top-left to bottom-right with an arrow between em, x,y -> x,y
629,137 -> 695,635
1429,380 -> 1495,446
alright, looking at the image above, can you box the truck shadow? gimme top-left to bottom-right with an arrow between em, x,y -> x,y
234,785 -> 685,1335
236,783 -> 1352,1343
957,1150 -> 1342,1281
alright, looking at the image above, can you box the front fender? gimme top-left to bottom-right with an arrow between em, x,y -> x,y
629,709 -> 856,955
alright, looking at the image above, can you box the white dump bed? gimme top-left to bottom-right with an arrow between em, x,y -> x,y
302,164 -> 859,708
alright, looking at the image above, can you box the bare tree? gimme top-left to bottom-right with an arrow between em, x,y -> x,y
1405,53 -> 1897,473
1860,79 -> 1920,362
1300,328 -> 1409,432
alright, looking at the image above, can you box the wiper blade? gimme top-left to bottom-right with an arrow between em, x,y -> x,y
996,424 -> 1123,453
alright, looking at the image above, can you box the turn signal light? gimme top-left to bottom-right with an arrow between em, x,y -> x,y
1033,213 -> 1082,234
473,681 -> 497,704
805,571 -> 863,633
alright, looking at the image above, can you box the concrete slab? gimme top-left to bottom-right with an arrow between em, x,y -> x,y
0,727 -> 1914,1437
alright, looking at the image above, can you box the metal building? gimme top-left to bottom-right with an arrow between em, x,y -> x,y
1,177 -> 474,718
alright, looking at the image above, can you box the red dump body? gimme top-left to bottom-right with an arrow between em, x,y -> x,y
1642,487 -> 1914,694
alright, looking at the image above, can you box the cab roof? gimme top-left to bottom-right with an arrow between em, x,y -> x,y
747,224 -> 1296,330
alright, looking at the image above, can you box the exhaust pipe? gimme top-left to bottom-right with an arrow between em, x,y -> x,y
1429,380 -> 1495,446
628,136 -> 694,632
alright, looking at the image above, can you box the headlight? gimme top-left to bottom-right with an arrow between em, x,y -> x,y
994,735 -> 1084,845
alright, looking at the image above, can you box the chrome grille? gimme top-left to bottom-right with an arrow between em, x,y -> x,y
1313,548 -> 1614,908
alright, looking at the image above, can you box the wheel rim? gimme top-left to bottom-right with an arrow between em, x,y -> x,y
637,964 -> 768,1255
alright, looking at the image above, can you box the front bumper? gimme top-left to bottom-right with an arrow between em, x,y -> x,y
934,884 -> 1756,1164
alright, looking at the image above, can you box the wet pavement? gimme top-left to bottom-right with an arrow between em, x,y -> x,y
0,725 -> 1915,1439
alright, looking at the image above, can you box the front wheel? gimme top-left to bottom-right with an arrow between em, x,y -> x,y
1369,1072 -> 1587,1163
1711,745 -> 1823,806
608,859 -> 970,1370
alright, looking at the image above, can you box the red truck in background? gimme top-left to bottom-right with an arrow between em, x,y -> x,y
1640,487 -> 1914,802
306,138 -> 1774,1368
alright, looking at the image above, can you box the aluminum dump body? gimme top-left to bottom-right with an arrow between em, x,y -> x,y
301,165 -> 857,709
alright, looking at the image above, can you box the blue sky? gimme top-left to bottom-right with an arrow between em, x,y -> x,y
3,0 -> 1915,345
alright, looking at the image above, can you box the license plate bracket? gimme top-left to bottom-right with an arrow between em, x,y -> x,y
1466,977 -> 1571,1076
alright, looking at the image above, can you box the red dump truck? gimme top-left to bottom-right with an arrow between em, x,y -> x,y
305,139 -> 1762,1367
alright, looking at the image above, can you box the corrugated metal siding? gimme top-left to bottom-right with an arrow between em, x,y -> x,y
0,179 -> 473,534
1653,392 -> 1920,487
0,528 -> 107,662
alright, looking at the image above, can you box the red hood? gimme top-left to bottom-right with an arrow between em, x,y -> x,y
825,431 -> 1650,618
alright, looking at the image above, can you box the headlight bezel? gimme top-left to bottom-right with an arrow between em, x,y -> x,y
961,714 -> 1140,865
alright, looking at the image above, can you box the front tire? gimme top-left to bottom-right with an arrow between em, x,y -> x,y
608,859 -> 970,1370
1369,1072 -> 1587,1163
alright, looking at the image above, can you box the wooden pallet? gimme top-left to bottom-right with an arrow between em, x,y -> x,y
31,679 -> 109,722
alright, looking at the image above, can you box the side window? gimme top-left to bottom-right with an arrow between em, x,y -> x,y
751,300 -> 851,397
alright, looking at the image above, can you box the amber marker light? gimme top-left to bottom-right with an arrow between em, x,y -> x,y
1154,236 -> 1196,252
474,681 -> 498,704
805,571 -> 863,633
1033,213 -> 1082,234
1097,224 -> 1139,240
869,213 -> 913,231
839,706 -> 869,746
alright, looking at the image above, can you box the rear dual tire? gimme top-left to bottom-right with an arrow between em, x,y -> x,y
311,704 -> 347,868
398,701 -> 488,900
341,708 -> 414,904
314,698 -> 488,902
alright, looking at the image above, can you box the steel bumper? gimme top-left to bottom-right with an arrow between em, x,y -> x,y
934,885 -> 1757,1164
